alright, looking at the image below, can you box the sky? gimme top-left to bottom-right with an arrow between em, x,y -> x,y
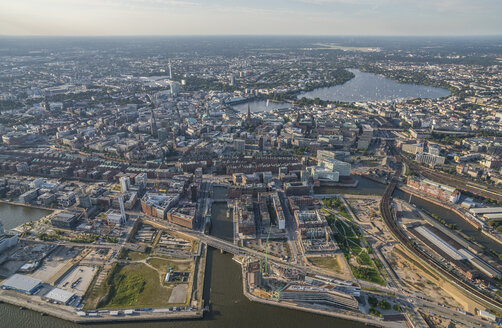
1,0 -> 501,36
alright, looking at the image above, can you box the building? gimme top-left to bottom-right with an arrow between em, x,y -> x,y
43,288 -> 77,305
167,203 -> 196,229
415,152 -> 446,167
407,178 -> 461,203
278,284 -> 359,312
319,158 -> 351,177
106,210 -> 126,226
414,226 -> 466,261
135,172 -> 148,188
77,193 -> 92,208
19,189 -> 38,203
272,193 -> 286,230
235,195 -> 256,235
402,143 -> 424,155
308,166 -> 339,183
1,274 -> 42,294
120,176 -> 131,192
141,193 -> 180,220
51,211 -> 81,229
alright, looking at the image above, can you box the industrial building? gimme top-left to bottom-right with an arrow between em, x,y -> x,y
43,288 -> 77,305
414,226 -> 466,261
1,274 -> 42,294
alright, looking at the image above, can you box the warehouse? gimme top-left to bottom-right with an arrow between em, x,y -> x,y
414,226 -> 466,261
43,288 -> 76,305
1,274 -> 42,294
482,213 -> 502,220
470,207 -> 502,215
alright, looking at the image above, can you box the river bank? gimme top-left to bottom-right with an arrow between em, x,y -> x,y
0,199 -> 55,212
398,185 -> 502,247
235,256 -> 388,328
0,290 -> 202,324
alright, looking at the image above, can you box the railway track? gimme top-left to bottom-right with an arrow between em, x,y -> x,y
402,156 -> 502,202
380,145 -> 502,312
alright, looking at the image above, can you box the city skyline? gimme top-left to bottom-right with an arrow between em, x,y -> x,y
1,0 -> 502,36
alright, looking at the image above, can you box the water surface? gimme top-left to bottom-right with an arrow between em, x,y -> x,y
300,69 -> 450,102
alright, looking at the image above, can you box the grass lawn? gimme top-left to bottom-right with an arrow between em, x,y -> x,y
147,257 -> 192,273
120,249 -> 150,261
332,219 -> 385,285
100,263 -> 179,309
308,256 -> 342,273
83,265 -> 115,310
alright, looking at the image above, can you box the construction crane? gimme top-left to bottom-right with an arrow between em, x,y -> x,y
264,225 -> 272,275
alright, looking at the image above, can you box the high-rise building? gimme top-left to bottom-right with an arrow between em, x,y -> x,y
150,109 -> 158,138
120,176 -> 131,193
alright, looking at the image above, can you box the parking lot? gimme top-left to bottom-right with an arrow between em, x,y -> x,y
56,265 -> 98,296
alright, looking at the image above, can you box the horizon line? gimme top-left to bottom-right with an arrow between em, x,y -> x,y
1,34 -> 502,38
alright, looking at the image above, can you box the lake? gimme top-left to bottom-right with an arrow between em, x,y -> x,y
300,69 -> 450,102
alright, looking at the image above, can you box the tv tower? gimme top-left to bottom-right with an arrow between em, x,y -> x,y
168,60 -> 173,80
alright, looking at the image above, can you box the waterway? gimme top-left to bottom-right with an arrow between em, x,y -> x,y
0,202 -> 52,230
0,201 -> 365,328
300,69 -> 450,102
231,100 -> 290,113
394,190 -> 502,254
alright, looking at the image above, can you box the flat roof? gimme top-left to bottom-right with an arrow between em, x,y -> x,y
470,207 -> 502,215
44,288 -> 75,303
2,274 -> 41,292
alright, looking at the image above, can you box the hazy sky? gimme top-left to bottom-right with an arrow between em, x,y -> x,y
1,0 -> 501,36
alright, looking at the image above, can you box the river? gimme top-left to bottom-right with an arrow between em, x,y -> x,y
0,202 -> 52,230
300,69 -> 450,102
0,200 -> 365,328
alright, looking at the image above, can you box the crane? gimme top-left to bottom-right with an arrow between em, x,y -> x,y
264,225 -> 272,275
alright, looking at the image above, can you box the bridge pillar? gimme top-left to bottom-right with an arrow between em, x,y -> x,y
220,249 -> 225,254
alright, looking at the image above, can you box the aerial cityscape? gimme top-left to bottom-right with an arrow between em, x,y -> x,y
1,3 -> 502,328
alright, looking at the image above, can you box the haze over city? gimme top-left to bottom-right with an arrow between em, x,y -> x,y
1,0 -> 502,36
